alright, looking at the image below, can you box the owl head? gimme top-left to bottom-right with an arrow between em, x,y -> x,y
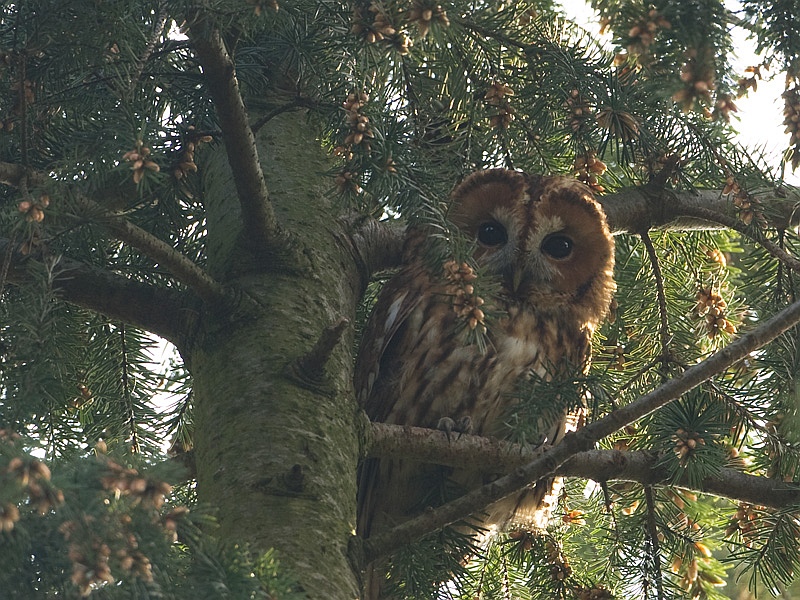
448,169 -> 615,327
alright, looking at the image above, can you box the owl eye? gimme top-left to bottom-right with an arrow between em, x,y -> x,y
477,221 -> 508,246
541,234 -> 573,259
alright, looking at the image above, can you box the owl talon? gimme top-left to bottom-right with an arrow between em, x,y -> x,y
437,415 -> 473,441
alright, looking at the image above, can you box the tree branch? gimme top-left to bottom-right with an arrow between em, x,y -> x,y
598,186 -> 800,234
362,296 -> 800,561
72,196 -> 228,305
186,13 -> 280,254
342,215 -> 405,284
341,186 -> 800,284
0,160 -> 228,305
366,423 -> 800,509
675,202 -> 800,275
0,237 -> 193,345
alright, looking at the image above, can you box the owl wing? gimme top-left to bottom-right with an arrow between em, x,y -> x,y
355,265 -> 429,542
355,268 -> 425,422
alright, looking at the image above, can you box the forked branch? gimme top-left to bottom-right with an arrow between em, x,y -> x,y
73,196 -> 227,305
676,203 -> 800,275
366,423 -> 800,509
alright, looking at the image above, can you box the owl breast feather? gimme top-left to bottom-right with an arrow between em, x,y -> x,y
378,288 -> 583,440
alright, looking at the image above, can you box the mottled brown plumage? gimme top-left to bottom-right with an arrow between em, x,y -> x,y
355,169 -> 615,597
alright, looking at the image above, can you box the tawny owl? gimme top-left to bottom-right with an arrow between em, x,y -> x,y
356,169 -> 615,596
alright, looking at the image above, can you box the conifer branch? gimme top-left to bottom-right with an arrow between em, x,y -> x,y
186,12 -> 280,254
674,203 -> 800,275
599,187 -> 800,234
0,160 -> 228,305
71,195 -> 228,305
341,188 -> 800,284
0,236 -> 192,345
363,297 -> 800,560
366,423 -> 800,509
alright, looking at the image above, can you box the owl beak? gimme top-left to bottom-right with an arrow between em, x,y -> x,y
511,268 -> 524,293
509,259 -> 545,293
511,262 -> 537,293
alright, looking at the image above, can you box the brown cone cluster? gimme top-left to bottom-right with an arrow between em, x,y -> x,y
573,151 -> 607,193
122,141 -> 159,184
406,0 -> 449,37
485,82 -> 515,130
443,259 -> 486,332
350,1 -> 410,53
694,286 -> 735,339
783,84 -> 800,171
673,49 -> 715,111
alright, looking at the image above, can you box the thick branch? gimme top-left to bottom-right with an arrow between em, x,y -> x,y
599,186 -> 800,234
187,14 -> 279,253
366,423 -> 800,509
342,186 -> 800,282
0,160 -> 48,188
0,237 -> 192,345
343,215 -> 405,284
363,297 -> 800,561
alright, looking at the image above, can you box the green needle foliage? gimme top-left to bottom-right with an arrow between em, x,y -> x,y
1,0 -> 800,598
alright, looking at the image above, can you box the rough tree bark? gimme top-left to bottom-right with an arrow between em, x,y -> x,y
182,107 -> 365,598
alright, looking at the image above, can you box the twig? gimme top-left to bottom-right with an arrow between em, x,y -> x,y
127,4 -> 169,96
251,97 -> 318,134
74,195 -> 228,305
617,355 -> 666,394
362,296 -> 800,561
640,231 -> 671,368
120,325 -> 141,454
674,203 -> 800,274
186,13 -> 279,254
16,53 -> 28,165
0,229 -> 16,295
451,16 -> 528,51
644,486 -> 664,600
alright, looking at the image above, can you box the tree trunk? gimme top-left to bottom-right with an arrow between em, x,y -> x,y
185,107 -> 364,598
